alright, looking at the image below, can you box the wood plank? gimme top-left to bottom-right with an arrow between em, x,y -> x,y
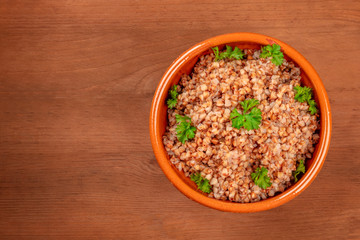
0,0 -> 359,239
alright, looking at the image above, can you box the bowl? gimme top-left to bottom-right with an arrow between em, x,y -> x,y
149,32 -> 331,212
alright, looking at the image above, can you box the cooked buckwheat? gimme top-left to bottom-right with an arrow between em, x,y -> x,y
163,49 -> 319,203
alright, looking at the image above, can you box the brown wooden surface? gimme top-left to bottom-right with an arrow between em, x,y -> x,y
0,0 -> 359,239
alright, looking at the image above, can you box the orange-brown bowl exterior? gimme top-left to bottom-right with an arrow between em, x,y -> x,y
149,32 -> 331,212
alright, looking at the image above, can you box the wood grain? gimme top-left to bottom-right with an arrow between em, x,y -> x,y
0,0 -> 359,239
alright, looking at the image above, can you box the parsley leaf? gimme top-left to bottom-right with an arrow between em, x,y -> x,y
169,85 -> 178,99
294,86 -> 318,115
251,167 -> 272,189
220,45 -> 233,59
294,85 -> 312,102
230,109 -> 245,129
175,114 -> 196,143
308,99 -> 318,115
190,172 -> 212,193
166,85 -> 179,109
211,46 -> 220,61
230,99 -> 262,130
243,108 -> 262,130
293,160 -> 306,182
260,45 -> 272,58
260,44 -> 284,66
240,99 -> 260,113
212,45 -> 244,61
231,47 -> 245,59
167,98 -> 177,109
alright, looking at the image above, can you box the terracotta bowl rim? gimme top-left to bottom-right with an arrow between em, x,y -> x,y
149,32 -> 332,212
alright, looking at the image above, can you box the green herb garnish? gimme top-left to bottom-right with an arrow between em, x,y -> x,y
251,167 -> 272,189
294,85 -> 312,102
293,160 -> 306,183
190,172 -> 212,193
167,85 -> 179,109
308,100 -> 317,115
212,46 -> 220,61
212,45 -> 245,61
175,115 -> 196,143
260,44 -> 284,66
230,99 -> 262,130
294,86 -> 318,115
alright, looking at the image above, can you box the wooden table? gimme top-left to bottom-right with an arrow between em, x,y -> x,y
0,1 -> 359,239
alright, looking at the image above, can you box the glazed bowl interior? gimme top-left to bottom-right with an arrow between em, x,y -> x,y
150,33 -> 331,212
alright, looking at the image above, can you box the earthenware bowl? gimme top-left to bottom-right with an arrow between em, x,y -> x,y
149,32 -> 331,212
